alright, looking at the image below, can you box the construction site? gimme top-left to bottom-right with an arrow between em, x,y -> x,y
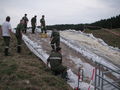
0,0 -> 120,90
20,28 -> 120,90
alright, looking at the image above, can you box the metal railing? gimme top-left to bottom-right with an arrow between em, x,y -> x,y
94,62 -> 120,90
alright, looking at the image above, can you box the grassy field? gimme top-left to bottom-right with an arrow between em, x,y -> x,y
110,28 -> 120,33
84,28 -> 120,49
0,34 -> 72,90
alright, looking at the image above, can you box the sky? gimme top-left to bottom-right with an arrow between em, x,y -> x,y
0,0 -> 120,28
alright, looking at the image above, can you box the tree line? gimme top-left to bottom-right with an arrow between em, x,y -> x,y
45,24 -> 84,31
91,14 -> 120,29
41,14 -> 120,30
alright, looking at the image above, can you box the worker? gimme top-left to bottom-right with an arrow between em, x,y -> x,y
50,29 -> 60,50
22,14 -> 29,33
40,15 -> 46,33
2,16 -> 12,56
31,15 -> 37,34
47,47 -> 68,80
16,19 -> 24,53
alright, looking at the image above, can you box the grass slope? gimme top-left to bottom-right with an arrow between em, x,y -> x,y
0,34 -> 72,90
84,28 -> 120,49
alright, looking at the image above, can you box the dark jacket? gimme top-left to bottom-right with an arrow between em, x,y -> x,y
51,30 -> 60,41
16,23 -> 24,37
22,16 -> 28,24
47,51 -> 62,70
40,18 -> 45,27
31,17 -> 36,25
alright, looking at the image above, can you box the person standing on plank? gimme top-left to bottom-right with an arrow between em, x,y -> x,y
16,19 -> 24,53
40,15 -> 46,33
31,15 -> 37,34
22,14 -> 29,33
2,16 -> 12,56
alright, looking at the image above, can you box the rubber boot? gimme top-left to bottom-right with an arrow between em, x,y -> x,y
32,28 -> 35,34
4,48 -> 8,56
61,70 -> 69,81
24,28 -> 27,34
51,44 -> 55,51
17,46 -> 21,53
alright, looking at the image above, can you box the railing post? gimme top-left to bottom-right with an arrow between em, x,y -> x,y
101,71 -> 104,90
94,62 -> 120,90
95,64 -> 97,90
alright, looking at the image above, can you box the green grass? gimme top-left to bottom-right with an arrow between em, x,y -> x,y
111,28 -> 120,33
84,28 -> 120,48
0,34 -> 72,90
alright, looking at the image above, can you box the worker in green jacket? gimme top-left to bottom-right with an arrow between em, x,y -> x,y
40,15 -> 46,33
50,29 -> 60,50
22,14 -> 29,33
16,19 -> 24,53
31,15 -> 37,34
47,47 -> 68,80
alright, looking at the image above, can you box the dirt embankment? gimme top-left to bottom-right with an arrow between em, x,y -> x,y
0,34 -> 72,90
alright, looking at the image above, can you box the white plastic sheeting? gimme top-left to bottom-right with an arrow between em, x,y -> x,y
60,31 -> 120,71
22,34 -> 94,90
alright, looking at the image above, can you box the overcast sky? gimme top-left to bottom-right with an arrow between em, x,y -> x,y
0,0 -> 120,28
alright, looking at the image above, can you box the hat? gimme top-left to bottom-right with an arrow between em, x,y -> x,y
25,14 -> 27,16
